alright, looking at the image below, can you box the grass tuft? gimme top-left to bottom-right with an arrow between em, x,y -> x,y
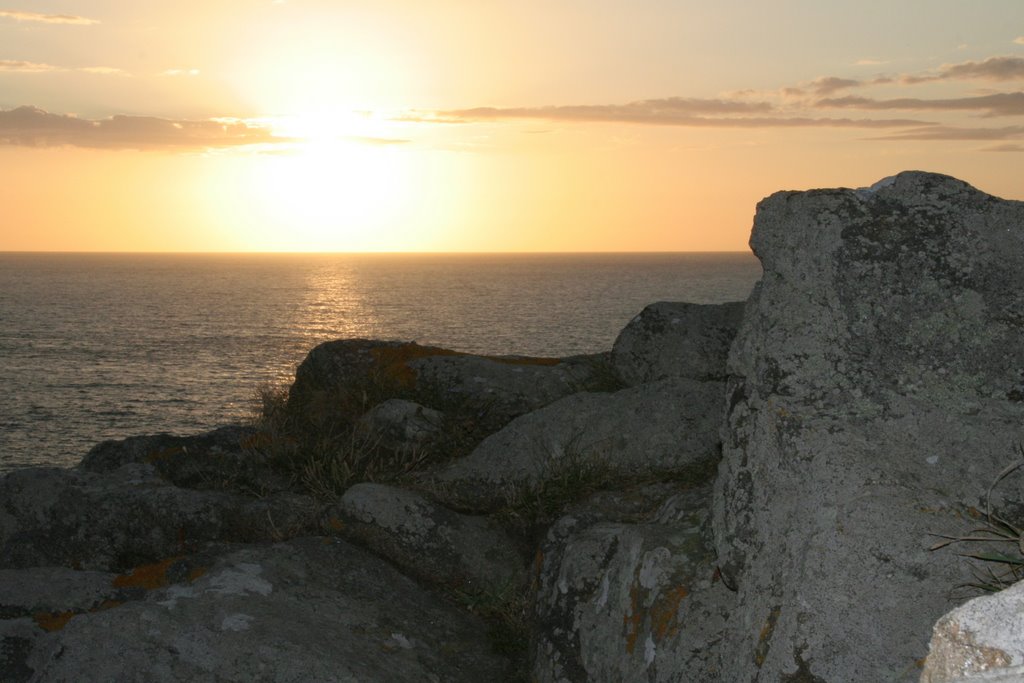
930,448 -> 1024,593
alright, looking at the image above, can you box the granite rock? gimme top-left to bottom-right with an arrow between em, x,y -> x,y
357,399 -> 445,452
533,485 -> 733,682
326,482 -> 527,592
25,537 -> 512,682
0,463 -> 318,571
713,172 -> 1024,681
921,579 -> 1024,683
612,301 -> 745,385
431,379 -> 725,510
288,338 -> 613,434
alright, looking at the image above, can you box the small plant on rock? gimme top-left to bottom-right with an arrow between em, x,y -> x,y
247,381 -> 437,498
930,450 -> 1024,592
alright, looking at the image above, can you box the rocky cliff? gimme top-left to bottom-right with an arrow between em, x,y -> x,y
2,171 -> 1021,682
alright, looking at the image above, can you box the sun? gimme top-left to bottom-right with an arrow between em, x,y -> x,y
242,110 -> 416,251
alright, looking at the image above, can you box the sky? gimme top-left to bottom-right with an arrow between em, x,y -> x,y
1,1 -> 1023,252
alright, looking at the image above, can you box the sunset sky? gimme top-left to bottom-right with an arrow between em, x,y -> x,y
1,1 -> 1022,252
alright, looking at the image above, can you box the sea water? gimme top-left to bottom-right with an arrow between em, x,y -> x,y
0,252 -> 761,472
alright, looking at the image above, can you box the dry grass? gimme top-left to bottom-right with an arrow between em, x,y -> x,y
931,453 -> 1024,593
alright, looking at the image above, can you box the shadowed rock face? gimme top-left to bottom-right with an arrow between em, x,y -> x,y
25,538 -> 512,682
431,378 -> 725,510
713,172 -> 1024,682
533,485 -> 734,683
288,338 -> 607,433
326,482 -> 528,593
612,301 -> 746,385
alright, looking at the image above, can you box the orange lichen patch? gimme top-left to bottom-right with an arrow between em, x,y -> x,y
145,446 -> 185,464
371,344 -> 463,388
623,585 -> 643,654
326,517 -> 345,532
371,343 -> 563,388
33,610 -> 77,632
96,599 -> 123,612
650,586 -> 689,642
753,605 -> 782,668
187,566 -> 208,582
112,556 -> 184,590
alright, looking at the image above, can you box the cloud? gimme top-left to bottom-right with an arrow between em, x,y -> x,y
79,66 -> 129,76
903,56 -> 1024,84
1015,37 -> 1024,46
437,97 -> 777,125
0,10 -> 98,25
0,106 -> 280,150
983,143 -> 1024,152
871,124 -> 1024,141
807,77 -> 861,95
0,60 -> 60,73
404,97 -> 932,130
817,92 -> 1024,117
0,60 -> 128,76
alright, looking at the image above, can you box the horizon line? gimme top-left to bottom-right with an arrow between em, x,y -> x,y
0,249 -> 755,256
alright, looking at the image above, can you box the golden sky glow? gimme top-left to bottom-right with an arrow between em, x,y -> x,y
1,1 -> 1023,252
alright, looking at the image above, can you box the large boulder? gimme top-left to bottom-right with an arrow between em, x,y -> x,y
533,484 -> 733,682
0,463 -> 317,571
288,339 -> 612,433
24,537 -> 512,681
921,579 -> 1024,682
612,301 -> 745,385
713,172 -> 1024,681
79,425 -> 291,495
431,379 -> 725,510
325,483 -> 528,592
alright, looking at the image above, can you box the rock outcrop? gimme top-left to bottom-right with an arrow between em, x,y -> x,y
612,301 -> 745,385
7,170 -> 1023,682
533,484 -> 733,682
0,463 -> 316,571
326,482 -> 528,592
288,338 -> 613,433
431,378 -> 724,510
24,538 -> 512,681
714,171 -> 1024,681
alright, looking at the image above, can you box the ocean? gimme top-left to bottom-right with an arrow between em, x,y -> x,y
0,252 -> 761,472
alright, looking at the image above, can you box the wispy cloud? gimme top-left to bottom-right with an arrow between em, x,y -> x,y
984,142 -> 1024,152
1014,37 -> 1024,46
0,9 -> 98,25
806,77 -> 861,95
817,92 -> 1024,117
439,97 -> 776,124
79,66 -> 129,76
0,60 -> 128,76
872,124 -> 1024,141
0,106 -> 280,150
405,96 -> 930,129
786,56 -> 1024,98
0,59 -> 60,73
902,56 -> 1024,84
